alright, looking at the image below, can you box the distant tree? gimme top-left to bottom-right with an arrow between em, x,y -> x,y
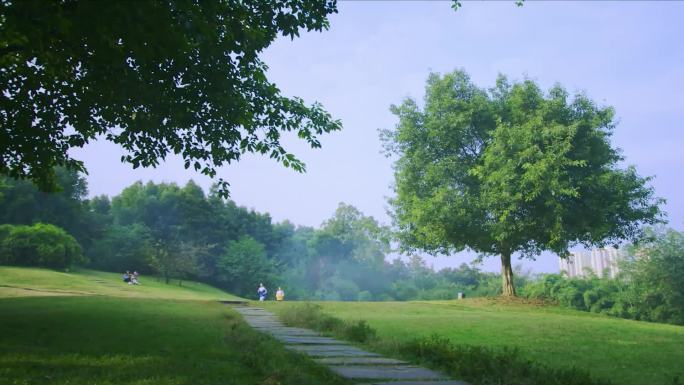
438,263 -> 482,288
381,70 -> 663,296
149,240 -> 210,285
110,181 -> 213,283
314,203 -> 391,267
217,235 -> 278,296
87,223 -> 155,274
0,0 -> 341,195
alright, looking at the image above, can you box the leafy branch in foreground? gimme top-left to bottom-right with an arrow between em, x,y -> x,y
0,0 -> 341,196
452,0 -> 524,11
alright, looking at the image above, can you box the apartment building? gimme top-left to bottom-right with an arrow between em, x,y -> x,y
558,247 -> 625,278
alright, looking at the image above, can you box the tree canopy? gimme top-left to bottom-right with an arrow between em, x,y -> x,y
381,70 -> 663,296
0,0 -> 340,195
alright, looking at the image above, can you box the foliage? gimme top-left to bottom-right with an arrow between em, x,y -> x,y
217,235 -> 279,296
0,0 -> 341,196
625,228 -> 684,324
0,223 -> 83,269
522,229 -> 684,325
87,223 -> 154,273
279,303 -> 376,343
381,70 -> 663,295
0,168 -> 98,248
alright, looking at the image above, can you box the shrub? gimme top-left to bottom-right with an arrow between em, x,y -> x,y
279,303 -> 376,343
0,223 -> 84,269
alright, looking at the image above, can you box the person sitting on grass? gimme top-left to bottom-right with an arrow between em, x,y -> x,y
122,271 -> 131,284
130,271 -> 140,285
276,287 -> 285,301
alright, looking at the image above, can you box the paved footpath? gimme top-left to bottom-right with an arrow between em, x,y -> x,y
233,306 -> 470,385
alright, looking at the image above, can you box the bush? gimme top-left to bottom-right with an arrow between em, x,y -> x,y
0,223 -> 84,269
522,229 -> 684,326
357,290 -> 373,301
279,303 -> 376,343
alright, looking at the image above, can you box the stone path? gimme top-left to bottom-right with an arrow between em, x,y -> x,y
232,306 -> 470,385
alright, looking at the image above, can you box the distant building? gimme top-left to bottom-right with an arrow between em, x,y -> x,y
559,248 -> 625,278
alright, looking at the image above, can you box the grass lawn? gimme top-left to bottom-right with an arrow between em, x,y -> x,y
262,299 -> 684,385
0,267 -> 350,385
0,266 -> 241,301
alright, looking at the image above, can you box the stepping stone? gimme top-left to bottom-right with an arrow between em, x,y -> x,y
274,336 -> 344,344
248,323 -> 285,328
236,312 -> 274,317
286,345 -> 380,357
315,357 -> 407,365
234,306 -> 469,385
329,366 -> 446,380
218,300 -> 247,305
358,381 -> 470,385
245,322 -> 283,327
242,316 -> 280,320
265,329 -> 321,337
237,311 -> 274,315
266,327 -> 319,333
233,309 -> 271,314
244,319 -> 281,324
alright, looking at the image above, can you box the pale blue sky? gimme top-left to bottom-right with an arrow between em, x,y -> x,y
74,1 -> 684,273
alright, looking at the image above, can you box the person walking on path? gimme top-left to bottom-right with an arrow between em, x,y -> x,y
275,287 -> 285,301
257,283 -> 268,301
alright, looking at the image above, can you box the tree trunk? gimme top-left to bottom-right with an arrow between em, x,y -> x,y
500,251 -> 516,297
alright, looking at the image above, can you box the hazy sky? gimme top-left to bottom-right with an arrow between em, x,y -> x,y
73,1 -> 684,273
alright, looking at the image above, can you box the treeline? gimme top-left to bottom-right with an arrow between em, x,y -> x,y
0,169 -> 503,300
2,168 -> 682,324
522,228 -> 684,325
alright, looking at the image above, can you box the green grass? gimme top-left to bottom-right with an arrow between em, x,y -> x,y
0,296 -> 350,385
0,266 -> 241,300
262,299 -> 684,385
0,267 -> 349,385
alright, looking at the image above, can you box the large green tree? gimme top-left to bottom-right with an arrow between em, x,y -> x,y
382,70 -> 663,296
0,0 -> 340,194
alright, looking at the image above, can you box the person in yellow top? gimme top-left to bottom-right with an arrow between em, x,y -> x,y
275,287 -> 285,301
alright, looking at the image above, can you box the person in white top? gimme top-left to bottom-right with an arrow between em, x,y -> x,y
257,283 -> 268,301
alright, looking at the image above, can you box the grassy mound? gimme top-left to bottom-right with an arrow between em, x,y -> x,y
0,267 -> 241,300
263,299 -> 684,385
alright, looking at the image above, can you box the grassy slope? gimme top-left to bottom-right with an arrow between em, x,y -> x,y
263,299 -> 684,385
0,267 -> 241,300
0,267 -> 349,385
